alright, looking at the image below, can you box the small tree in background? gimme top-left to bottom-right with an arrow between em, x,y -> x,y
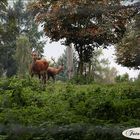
115,73 -> 130,83
86,49 -> 118,83
15,35 -> 31,77
55,49 -> 78,81
103,67 -> 118,83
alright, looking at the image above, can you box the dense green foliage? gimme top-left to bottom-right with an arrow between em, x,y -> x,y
115,13 -> 140,69
0,77 -> 139,139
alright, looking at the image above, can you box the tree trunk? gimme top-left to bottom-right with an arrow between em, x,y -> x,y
79,60 -> 84,75
66,44 -> 73,80
88,62 -> 91,77
77,45 -> 84,76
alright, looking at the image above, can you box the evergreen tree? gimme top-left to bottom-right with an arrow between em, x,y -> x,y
12,0 -> 45,54
1,7 -> 18,77
0,0 -> 8,76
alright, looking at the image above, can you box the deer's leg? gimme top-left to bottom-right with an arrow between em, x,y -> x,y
43,73 -> 46,84
38,74 -> 43,83
38,74 -> 41,80
31,73 -> 34,77
52,75 -> 55,82
30,70 -> 34,77
47,73 -> 50,80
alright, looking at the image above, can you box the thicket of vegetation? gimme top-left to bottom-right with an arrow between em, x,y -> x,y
0,77 -> 140,139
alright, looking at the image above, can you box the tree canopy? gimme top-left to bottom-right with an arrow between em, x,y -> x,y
29,0 -> 140,74
115,13 -> 140,69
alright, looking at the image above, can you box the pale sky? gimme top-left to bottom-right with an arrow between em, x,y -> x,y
43,39 -> 66,60
43,41 -> 139,79
102,46 -> 139,78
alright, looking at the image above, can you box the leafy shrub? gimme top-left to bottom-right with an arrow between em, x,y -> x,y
70,75 -> 94,85
0,77 -> 140,139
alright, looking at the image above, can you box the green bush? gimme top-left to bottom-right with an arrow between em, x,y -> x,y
0,77 -> 139,139
70,75 -> 94,85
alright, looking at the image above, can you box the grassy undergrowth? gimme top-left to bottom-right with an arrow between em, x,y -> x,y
0,77 -> 140,139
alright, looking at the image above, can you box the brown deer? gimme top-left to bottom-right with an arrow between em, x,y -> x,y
30,51 -> 49,84
47,57 -> 64,81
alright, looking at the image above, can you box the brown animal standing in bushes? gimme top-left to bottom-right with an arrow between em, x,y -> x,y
47,65 -> 64,81
30,52 -> 49,84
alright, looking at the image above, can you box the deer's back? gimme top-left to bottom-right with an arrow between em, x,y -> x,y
32,60 -> 49,73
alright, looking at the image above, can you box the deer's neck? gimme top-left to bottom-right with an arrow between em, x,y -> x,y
56,67 -> 63,74
31,58 -> 38,67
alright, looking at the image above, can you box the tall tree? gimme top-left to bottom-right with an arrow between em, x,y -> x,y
12,0 -> 45,54
0,0 -> 8,76
30,0 -> 139,75
0,0 -> 7,21
1,7 -> 18,77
